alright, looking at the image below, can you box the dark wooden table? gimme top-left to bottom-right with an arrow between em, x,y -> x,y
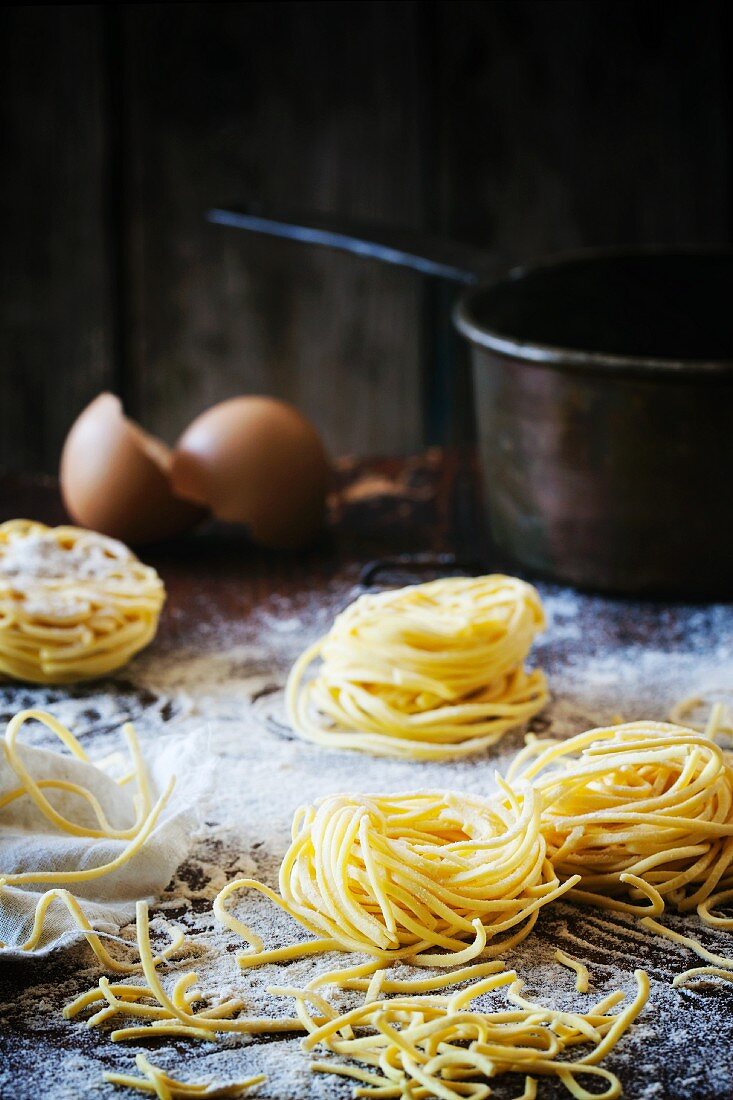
1,451 -> 732,1100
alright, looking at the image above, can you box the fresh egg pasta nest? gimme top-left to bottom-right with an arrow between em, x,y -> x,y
0,520 -> 165,683
286,574 -> 548,759
510,721 -> 733,940
216,785 -> 576,968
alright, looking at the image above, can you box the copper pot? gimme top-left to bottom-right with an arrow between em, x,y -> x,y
210,209 -> 733,596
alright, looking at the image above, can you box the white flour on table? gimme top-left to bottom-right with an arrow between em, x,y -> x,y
2,577 -> 733,1099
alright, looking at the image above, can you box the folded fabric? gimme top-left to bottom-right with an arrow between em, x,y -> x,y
0,713 -> 206,957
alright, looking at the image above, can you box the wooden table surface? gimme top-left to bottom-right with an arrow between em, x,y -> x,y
1,451 -> 733,1100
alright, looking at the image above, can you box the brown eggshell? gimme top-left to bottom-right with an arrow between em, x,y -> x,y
60,393 -> 205,545
170,396 -> 330,550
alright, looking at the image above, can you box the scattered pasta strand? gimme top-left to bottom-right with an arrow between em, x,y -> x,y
554,949 -> 590,993
0,884 -> 184,972
292,967 -> 649,1100
18,706 -> 733,1097
0,520 -> 164,684
0,777 -> 174,887
672,965 -> 733,987
69,923 -> 648,1100
336,959 -> 510,995
0,709 -> 177,968
669,696 -> 733,739
67,932 -> 648,1099
70,901 -> 328,1043
286,574 -> 547,760
104,1052 -> 265,1099
65,791 -> 649,1099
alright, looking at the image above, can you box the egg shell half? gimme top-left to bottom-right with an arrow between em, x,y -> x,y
60,393 -> 205,545
170,395 -> 330,550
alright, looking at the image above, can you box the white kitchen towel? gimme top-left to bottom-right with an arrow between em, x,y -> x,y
0,718 -> 207,957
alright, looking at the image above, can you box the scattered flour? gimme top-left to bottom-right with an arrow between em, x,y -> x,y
0,531 -> 123,582
2,572 -> 733,1099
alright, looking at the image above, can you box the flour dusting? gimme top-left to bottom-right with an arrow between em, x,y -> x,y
2,573 -> 733,1099
0,531 -> 124,582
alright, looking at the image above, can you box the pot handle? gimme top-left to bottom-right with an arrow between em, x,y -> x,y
207,205 -> 496,285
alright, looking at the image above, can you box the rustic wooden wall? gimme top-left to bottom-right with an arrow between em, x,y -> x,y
1,1 -> 731,473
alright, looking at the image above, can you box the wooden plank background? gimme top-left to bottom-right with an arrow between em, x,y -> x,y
1,0 -> 731,473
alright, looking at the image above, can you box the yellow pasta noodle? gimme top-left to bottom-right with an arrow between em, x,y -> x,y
63,794 -> 648,1100
214,784 -> 578,969
285,574 -> 547,759
0,884 -> 184,972
66,901 -> 327,1042
104,1052 -> 265,1098
555,949 -> 590,993
0,520 -> 165,683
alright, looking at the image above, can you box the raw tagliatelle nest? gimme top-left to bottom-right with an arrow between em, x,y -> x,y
0,519 -> 165,683
285,574 -> 548,760
215,784 -> 577,969
510,718 -> 733,983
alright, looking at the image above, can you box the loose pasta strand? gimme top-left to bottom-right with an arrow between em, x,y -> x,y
103,1052 -> 266,1099
554,949 -> 590,994
0,709 -> 175,969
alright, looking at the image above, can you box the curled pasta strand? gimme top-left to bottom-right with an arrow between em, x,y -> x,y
3,709 -> 150,839
0,883 -> 184,973
0,710 -> 180,971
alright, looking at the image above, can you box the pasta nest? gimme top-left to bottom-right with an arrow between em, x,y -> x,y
511,720 -> 733,918
286,574 -> 548,759
0,520 -> 165,683
220,785 -> 575,967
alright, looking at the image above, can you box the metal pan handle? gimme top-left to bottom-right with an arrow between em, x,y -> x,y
207,205 -> 496,285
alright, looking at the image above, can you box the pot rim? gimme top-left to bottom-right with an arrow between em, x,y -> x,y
454,244 -> 733,377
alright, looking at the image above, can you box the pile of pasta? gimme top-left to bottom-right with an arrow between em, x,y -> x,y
45,748 -> 650,1098
294,966 -> 649,1100
509,718 -> 733,982
286,574 -> 548,760
214,786 -> 577,969
0,520 -> 164,683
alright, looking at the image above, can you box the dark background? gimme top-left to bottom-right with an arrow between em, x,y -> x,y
1,0 -> 730,474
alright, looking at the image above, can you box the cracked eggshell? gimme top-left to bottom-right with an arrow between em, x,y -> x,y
169,396 -> 330,550
60,393 -> 206,545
